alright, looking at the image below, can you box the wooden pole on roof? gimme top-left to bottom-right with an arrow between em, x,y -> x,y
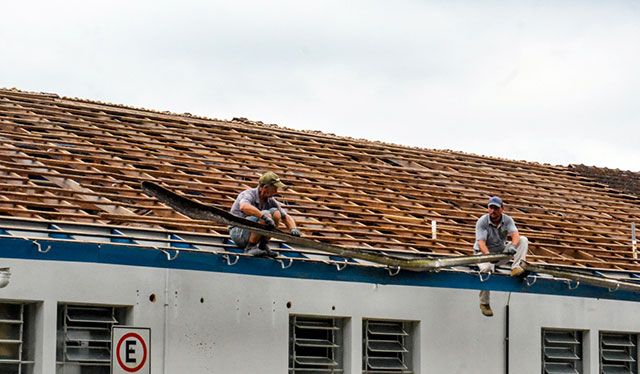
432,220 -> 437,240
632,222 -> 637,260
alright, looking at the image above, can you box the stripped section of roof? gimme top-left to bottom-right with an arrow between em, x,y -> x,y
1,88 -> 639,272
569,164 -> 640,201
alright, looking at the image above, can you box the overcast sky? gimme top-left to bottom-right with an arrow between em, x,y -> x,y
2,1 -> 639,171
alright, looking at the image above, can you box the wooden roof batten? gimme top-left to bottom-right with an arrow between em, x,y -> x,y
1,87 -> 640,272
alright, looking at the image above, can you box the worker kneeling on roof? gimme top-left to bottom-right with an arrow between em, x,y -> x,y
229,172 -> 300,257
475,196 -> 529,317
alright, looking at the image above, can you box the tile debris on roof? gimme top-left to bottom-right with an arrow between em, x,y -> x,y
1,88 -> 640,271
569,164 -> 640,201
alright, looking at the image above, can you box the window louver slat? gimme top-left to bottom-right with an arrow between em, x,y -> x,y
65,347 -> 111,362
368,341 -> 407,353
66,306 -> 118,324
545,347 -> 581,360
295,338 -> 339,348
544,362 -> 580,373
603,335 -> 634,347
66,328 -> 111,343
367,323 -> 408,336
603,365 -> 635,374
295,320 -> 340,331
294,356 -> 339,366
545,331 -> 580,345
368,357 -> 408,370
602,350 -> 635,362
0,339 -> 22,344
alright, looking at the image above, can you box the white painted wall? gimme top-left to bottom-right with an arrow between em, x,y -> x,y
1,257 -> 639,374
509,292 -> 640,373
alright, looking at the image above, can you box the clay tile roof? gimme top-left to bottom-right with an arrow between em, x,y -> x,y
1,88 -> 640,271
569,164 -> 640,201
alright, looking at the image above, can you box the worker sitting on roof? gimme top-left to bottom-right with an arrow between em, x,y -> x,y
475,196 -> 529,317
229,172 -> 300,257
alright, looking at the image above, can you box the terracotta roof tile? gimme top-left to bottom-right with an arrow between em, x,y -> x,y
569,164 -> 640,201
2,88 -> 640,271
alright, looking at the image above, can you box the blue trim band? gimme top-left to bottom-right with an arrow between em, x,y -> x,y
2,237 -> 639,302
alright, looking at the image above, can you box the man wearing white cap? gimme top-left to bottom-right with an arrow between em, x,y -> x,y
229,172 -> 300,257
474,196 -> 529,317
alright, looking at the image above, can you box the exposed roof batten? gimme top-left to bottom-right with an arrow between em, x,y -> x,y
0,88 -> 639,272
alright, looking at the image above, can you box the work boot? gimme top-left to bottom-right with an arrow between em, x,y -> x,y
480,303 -> 493,317
244,243 -> 267,257
510,266 -> 525,277
258,238 -> 278,258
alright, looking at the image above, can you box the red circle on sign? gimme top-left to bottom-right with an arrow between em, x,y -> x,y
116,332 -> 148,372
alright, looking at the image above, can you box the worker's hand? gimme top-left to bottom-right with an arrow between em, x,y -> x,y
506,244 -> 517,255
261,214 -> 276,228
290,228 -> 301,237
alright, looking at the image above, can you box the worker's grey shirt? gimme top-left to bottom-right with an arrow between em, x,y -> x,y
474,213 -> 518,253
230,187 -> 287,220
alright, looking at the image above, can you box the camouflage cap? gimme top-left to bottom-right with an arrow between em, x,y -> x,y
259,171 -> 285,188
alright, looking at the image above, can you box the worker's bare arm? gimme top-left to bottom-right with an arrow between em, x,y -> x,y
477,240 -> 490,255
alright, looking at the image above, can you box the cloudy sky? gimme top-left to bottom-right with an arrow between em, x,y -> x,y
2,0 -> 639,170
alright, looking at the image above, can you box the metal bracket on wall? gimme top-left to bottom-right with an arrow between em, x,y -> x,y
278,257 -> 293,269
387,266 -> 401,276
161,249 -> 179,261
525,275 -> 538,287
223,253 -> 239,266
608,283 -> 620,293
478,272 -> 491,282
335,259 -> 348,271
566,280 -> 580,290
33,240 -> 51,254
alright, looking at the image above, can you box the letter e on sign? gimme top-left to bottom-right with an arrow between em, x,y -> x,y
112,326 -> 151,374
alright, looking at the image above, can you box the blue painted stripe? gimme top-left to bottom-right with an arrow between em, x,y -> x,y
1,236 -> 639,302
110,228 -> 134,244
170,234 -> 196,249
48,224 -> 73,240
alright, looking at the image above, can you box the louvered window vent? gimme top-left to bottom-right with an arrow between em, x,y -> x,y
289,316 -> 344,373
363,320 -> 412,374
600,332 -> 638,374
0,302 -> 35,374
542,329 -> 583,374
56,304 -> 127,373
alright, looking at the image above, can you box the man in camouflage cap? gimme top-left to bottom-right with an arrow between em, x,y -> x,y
229,172 -> 301,257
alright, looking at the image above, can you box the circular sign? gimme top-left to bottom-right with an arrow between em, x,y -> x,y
116,332 -> 148,372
